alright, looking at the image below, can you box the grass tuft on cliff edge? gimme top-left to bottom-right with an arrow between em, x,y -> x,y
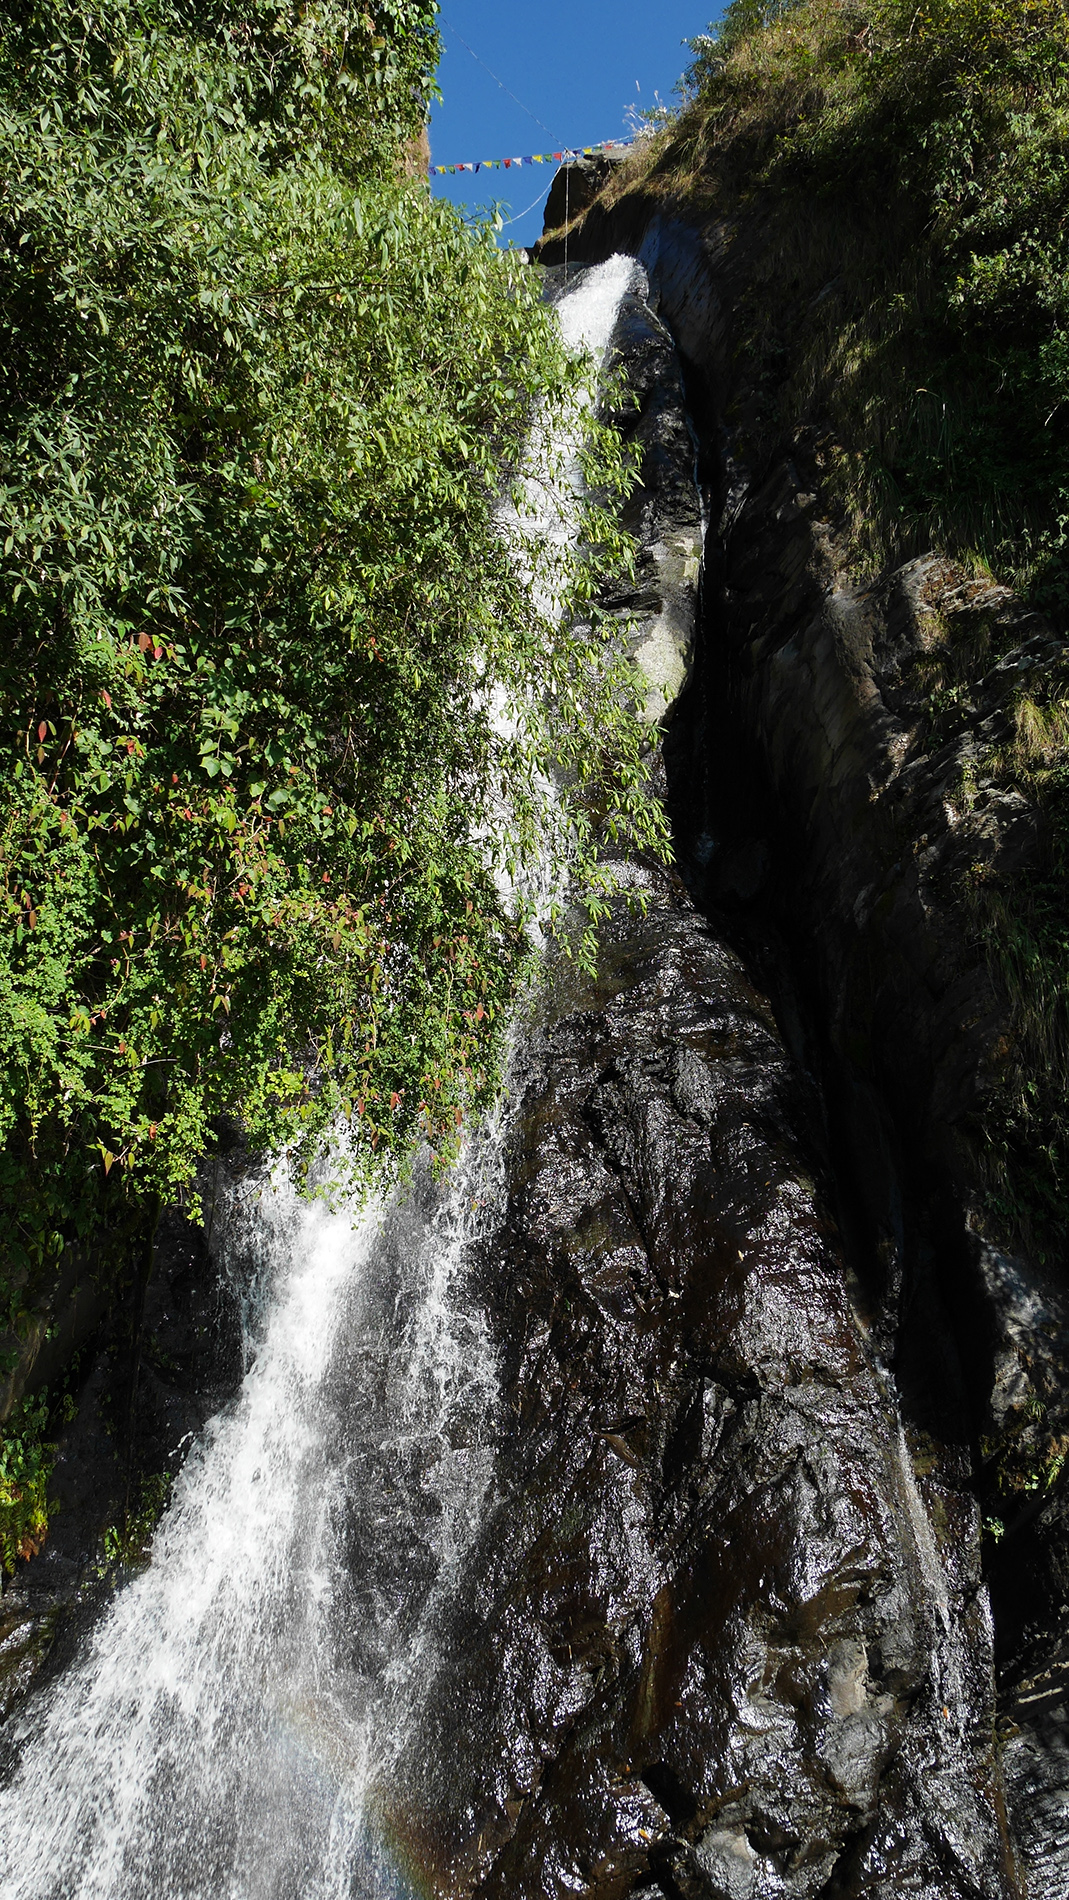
571,0 -> 1069,1260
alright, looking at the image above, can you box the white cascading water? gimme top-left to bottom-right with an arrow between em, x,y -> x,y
0,255 -> 638,1900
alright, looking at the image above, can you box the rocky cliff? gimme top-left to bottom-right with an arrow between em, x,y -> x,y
366,258 -> 1065,1897
532,190 -> 1069,1893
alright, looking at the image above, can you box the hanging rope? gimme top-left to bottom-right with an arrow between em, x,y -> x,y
498,186 -> 552,229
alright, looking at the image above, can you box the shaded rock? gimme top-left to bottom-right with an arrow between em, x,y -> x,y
536,192 -> 1069,1887
0,1183 -> 243,1722
540,264 -> 702,727
1002,1708 -> 1069,1898
543,155 -> 629,235
392,872 -> 1012,1897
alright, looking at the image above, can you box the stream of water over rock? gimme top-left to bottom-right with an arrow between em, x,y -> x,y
0,1161 -> 500,1900
1,246 -> 1038,1899
0,258 -> 637,1900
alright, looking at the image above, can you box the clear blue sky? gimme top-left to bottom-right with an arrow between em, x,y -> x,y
428,2 -> 721,252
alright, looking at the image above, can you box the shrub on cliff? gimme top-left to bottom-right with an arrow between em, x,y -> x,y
679,0 -> 1069,609
0,0 -> 660,1559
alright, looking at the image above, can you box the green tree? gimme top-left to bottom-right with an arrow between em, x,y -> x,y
0,0 -> 665,1564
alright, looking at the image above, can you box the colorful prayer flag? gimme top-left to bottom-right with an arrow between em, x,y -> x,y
429,136 -> 632,178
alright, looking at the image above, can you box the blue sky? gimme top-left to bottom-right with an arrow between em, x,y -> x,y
428,2 -> 721,252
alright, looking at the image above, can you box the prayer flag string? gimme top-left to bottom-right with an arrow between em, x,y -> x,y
430,138 -> 632,177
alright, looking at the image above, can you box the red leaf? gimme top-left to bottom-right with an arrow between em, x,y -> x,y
389,1091 -> 401,1111
37,721 -> 47,742
101,690 -> 112,710
137,631 -> 151,652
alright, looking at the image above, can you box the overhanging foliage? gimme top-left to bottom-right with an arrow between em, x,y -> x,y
0,0 -> 665,1418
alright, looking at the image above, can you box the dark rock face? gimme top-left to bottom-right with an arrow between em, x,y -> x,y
534,202 -> 1069,1890
397,877 -> 1012,1898
542,265 -> 702,725
0,1187 -> 243,1720
381,269 -> 1018,1898
542,155 -> 628,235
603,278 -> 702,723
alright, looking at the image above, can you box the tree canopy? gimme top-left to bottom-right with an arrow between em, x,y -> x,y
0,1 -> 662,1373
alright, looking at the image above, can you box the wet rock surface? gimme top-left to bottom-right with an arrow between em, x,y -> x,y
543,264 -> 703,723
537,203 -> 1069,1890
383,266 -> 1019,1899
399,874 -> 1012,1897
606,288 -> 703,723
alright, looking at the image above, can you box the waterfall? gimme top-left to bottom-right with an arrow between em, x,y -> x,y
0,256 -> 639,1900
0,1160 -> 498,1900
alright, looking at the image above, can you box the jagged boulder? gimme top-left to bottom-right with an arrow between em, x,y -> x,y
393,870 -> 1011,1898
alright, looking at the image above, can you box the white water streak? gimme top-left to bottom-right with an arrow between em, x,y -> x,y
1,1157 -> 498,1900
501,253 -> 640,620
0,256 -> 639,1900
492,253 -> 641,929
